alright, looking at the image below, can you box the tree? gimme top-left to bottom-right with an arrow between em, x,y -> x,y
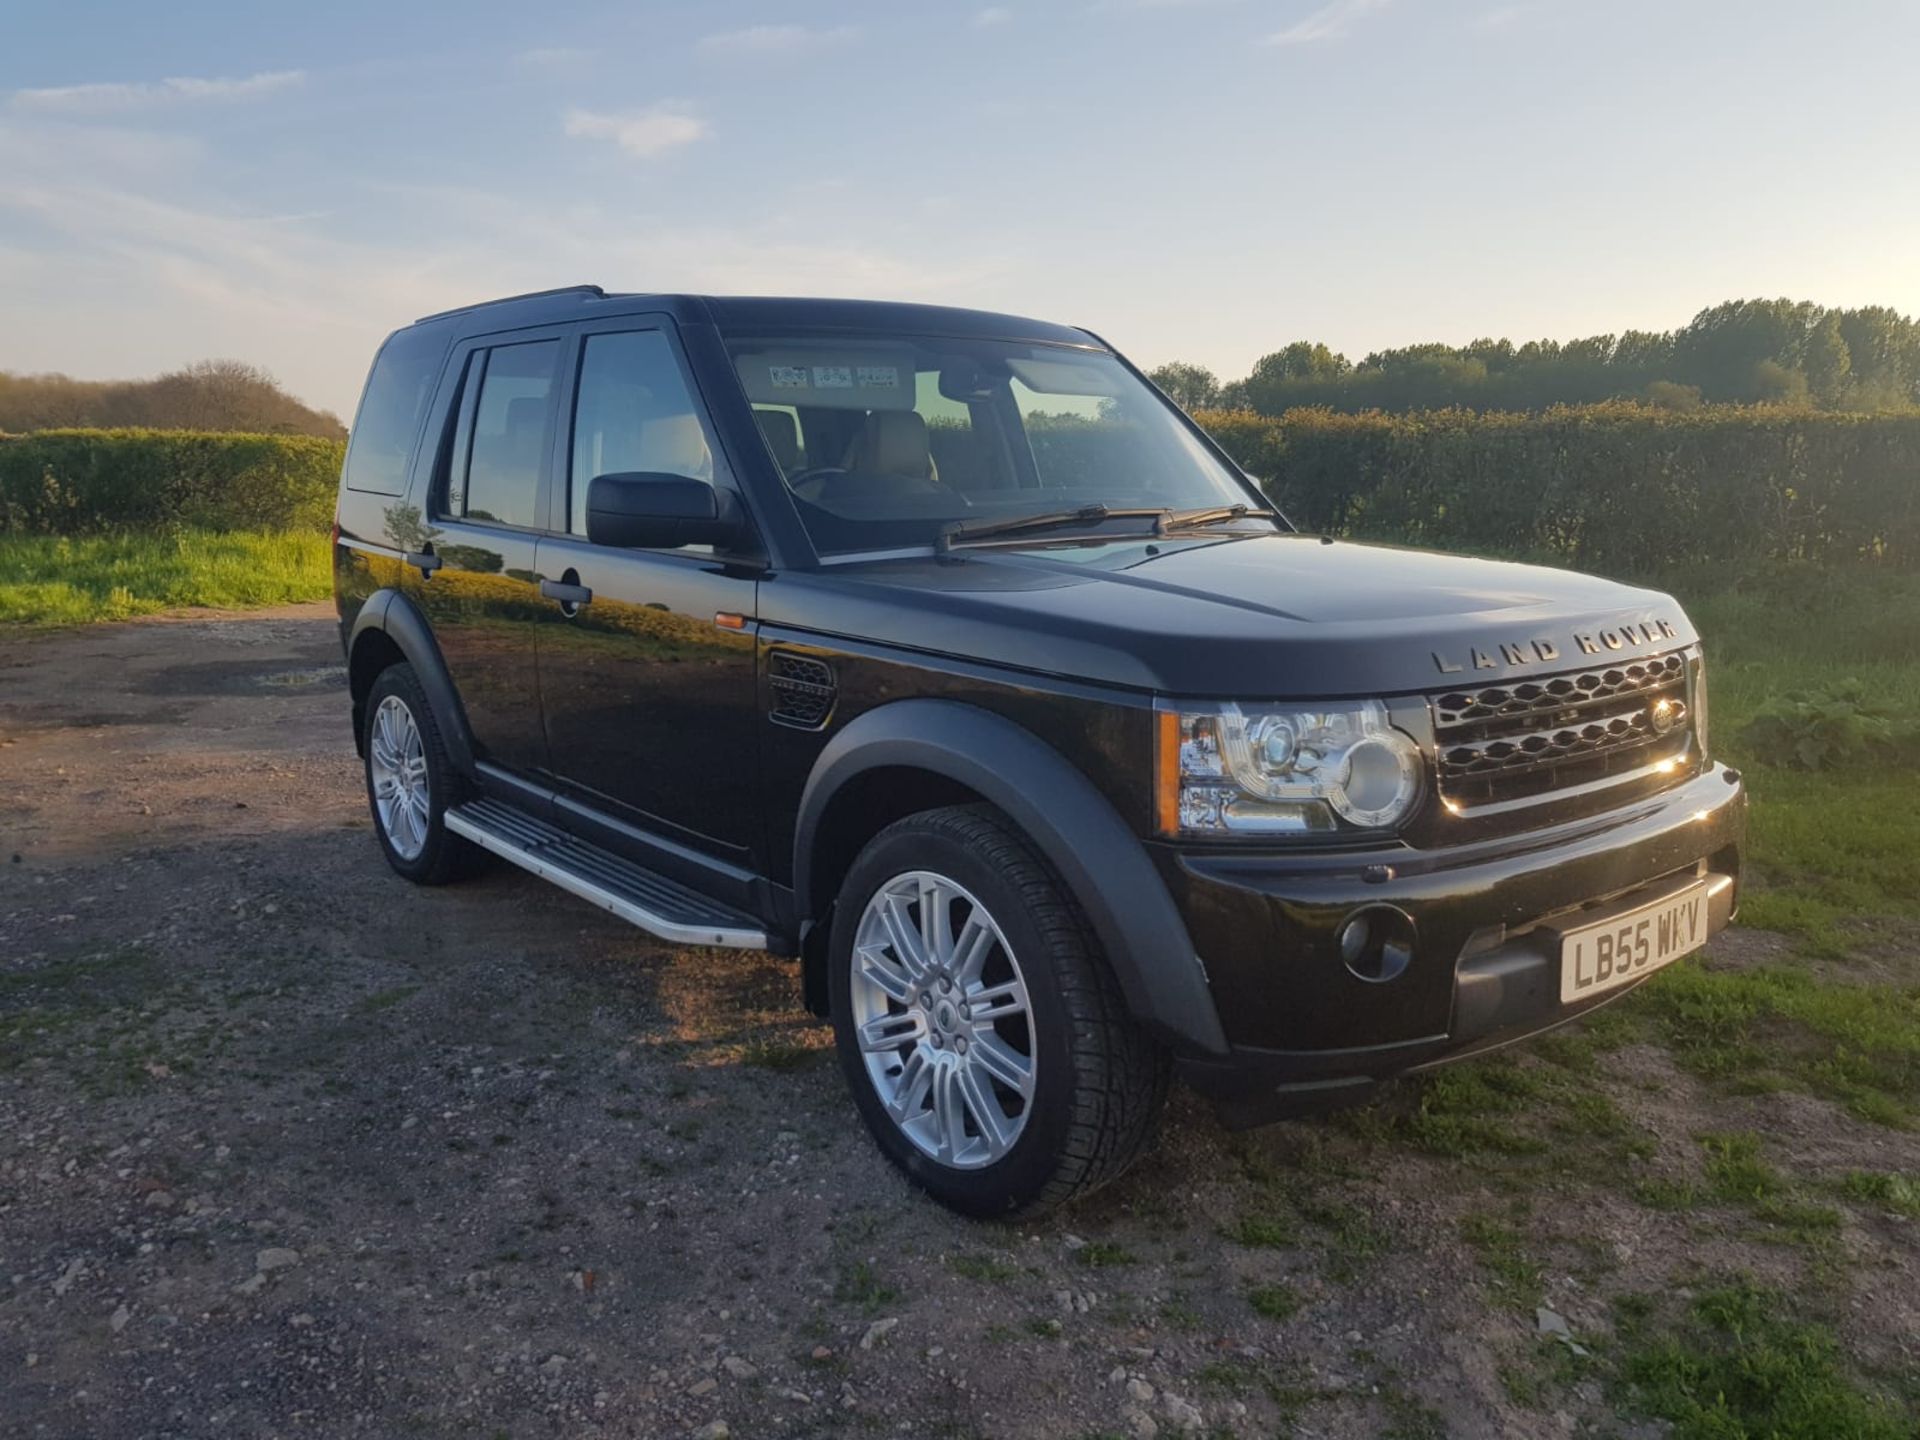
1253,341 -> 1350,382
1800,314 -> 1852,407
1671,298 -> 1818,402
1644,380 -> 1703,411
0,359 -> 346,437
1145,361 -> 1221,412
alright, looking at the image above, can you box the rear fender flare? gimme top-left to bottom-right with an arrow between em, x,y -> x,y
346,589 -> 476,774
793,699 -> 1228,1057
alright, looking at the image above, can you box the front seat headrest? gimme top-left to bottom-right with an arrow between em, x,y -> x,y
845,410 -> 936,481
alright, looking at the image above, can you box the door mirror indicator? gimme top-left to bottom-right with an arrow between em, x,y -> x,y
585,473 -> 739,550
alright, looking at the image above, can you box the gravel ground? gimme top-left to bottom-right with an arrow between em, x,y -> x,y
2,605 -> 1915,1440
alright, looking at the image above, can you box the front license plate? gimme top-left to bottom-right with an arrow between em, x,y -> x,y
1559,881 -> 1712,1004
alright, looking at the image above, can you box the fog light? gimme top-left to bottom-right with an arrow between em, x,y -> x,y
1336,905 -> 1416,983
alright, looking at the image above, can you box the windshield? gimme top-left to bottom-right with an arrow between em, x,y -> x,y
722,332 -> 1267,555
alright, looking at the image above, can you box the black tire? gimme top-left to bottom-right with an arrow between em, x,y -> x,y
829,804 -> 1170,1218
361,662 -> 483,886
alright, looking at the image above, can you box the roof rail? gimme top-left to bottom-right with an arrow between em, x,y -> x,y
414,284 -> 606,325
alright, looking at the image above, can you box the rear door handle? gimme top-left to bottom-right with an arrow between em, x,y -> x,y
404,549 -> 441,576
540,579 -> 593,606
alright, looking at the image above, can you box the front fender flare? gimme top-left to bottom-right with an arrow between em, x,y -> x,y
794,699 -> 1228,1057
346,589 -> 476,774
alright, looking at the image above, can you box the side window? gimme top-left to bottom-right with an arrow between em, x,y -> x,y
570,330 -> 715,536
344,326 -> 446,495
462,339 -> 559,528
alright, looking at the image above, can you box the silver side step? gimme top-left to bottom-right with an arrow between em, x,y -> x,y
444,798 -> 767,950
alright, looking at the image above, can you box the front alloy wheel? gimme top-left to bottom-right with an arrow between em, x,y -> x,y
830,804 -> 1169,1218
849,871 -> 1037,1169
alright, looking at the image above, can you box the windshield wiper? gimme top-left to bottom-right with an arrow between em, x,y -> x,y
1153,504 -> 1278,535
935,502 -> 1279,557
936,505 -> 1169,555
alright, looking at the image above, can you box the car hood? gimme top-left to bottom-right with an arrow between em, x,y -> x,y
764,532 -> 1696,697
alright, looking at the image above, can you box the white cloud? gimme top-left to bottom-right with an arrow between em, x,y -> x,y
973,7 -> 1013,25
696,23 -> 861,56
10,70 -> 304,114
1264,0 -> 1388,45
563,105 -> 709,159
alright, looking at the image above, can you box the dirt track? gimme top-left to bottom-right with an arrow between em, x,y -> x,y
2,605 -> 1914,1439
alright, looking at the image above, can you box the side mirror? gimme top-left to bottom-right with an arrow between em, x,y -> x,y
585,472 -> 739,550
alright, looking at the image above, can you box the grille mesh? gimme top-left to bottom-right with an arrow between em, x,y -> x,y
1432,651 -> 1691,808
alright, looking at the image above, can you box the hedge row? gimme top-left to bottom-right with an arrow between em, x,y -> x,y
6,412 -> 1916,570
1194,404 -> 1920,570
0,429 -> 345,535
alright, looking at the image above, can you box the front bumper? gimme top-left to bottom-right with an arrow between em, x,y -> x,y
1157,763 -> 1746,1127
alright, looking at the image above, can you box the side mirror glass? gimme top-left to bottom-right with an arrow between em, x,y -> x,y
585,472 -> 740,550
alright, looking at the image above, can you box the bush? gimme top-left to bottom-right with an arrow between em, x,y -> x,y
1739,680 -> 1920,771
1189,404 -> 1920,571
0,429 -> 344,535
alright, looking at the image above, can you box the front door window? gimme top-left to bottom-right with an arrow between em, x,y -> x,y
569,330 -> 715,538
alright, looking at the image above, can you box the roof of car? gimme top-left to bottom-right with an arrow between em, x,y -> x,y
413,286 -> 1103,349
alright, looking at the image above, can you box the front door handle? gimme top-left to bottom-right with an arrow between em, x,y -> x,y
404,549 -> 442,577
540,579 -> 593,607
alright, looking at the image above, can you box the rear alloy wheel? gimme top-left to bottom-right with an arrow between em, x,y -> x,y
830,804 -> 1169,1217
368,694 -> 430,860
361,662 -> 481,885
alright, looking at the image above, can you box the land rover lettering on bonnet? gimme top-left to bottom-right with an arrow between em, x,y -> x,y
1431,616 -> 1680,675
333,287 -> 1746,1215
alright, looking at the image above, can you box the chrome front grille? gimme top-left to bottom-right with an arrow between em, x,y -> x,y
1431,650 -> 1692,811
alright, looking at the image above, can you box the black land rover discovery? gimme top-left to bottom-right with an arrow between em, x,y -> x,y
333,286 -> 1746,1216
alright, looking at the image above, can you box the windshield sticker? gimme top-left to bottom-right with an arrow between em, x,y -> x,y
855,364 -> 899,389
811,365 -> 854,389
769,365 -> 809,389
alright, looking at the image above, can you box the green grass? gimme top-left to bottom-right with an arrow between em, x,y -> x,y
1700,1132 -> 1781,1203
1664,565 -> 1920,945
831,1258 -> 897,1311
945,1252 -> 1023,1284
1459,1213 -> 1544,1310
0,528 -> 329,625
1246,1281 -> 1302,1320
1836,1170 -> 1920,1219
1633,963 -> 1919,1125
1222,1210 -> 1299,1250
1615,1280 -> 1910,1440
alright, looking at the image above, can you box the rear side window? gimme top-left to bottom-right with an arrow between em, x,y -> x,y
569,330 -> 714,535
343,326 -> 446,495
461,339 -> 560,528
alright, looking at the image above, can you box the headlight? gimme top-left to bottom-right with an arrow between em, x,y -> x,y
1157,700 -> 1423,837
1690,650 -> 1710,760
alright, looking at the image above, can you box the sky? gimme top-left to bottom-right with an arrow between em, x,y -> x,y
3,0 -> 1918,421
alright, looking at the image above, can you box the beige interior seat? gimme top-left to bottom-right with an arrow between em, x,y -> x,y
842,410 -> 938,483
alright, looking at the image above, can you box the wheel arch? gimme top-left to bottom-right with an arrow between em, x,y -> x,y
345,588 -> 476,774
793,699 -> 1228,1057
